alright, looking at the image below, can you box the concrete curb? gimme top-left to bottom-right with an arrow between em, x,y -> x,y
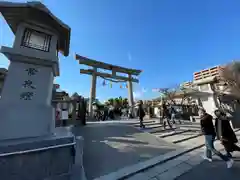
71,136 -> 87,180
155,131 -> 240,180
93,144 -> 205,180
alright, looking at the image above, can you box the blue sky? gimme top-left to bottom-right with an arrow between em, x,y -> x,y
1,0 -> 240,101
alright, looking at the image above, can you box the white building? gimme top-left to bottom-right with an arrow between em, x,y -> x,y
188,65 -> 240,128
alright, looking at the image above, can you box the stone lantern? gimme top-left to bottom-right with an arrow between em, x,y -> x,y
0,2 -> 80,180
0,1 -> 70,140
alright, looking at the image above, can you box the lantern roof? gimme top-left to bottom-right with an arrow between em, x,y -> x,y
0,1 -> 71,56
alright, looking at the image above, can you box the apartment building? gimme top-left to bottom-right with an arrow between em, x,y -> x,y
192,66 -> 222,114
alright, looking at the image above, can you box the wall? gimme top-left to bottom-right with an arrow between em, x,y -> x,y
0,145 -> 75,180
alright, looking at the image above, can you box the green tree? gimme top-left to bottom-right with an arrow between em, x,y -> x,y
105,97 -> 129,109
107,98 -> 114,106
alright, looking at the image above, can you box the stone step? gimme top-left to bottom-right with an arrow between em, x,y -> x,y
146,127 -> 177,134
130,121 -> 156,125
176,128 -> 240,148
179,124 -> 201,130
130,119 -> 202,143
163,131 -> 202,144
142,124 -> 164,129
172,134 -> 202,144
176,135 -> 205,148
133,122 -> 158,127
145,123 -> 198,134
156,129 -> 191,138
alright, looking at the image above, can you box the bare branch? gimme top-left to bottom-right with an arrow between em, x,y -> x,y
219,61 -> 240,98
157,87 -> 177,105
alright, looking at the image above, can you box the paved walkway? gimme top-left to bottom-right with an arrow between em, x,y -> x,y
176,153 -> 240,180
74,118 -> 239,180
125,131 -> 240,180
72,123 -> 178,180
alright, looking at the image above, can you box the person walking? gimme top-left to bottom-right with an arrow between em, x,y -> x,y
214,109 -> 240,158
162,103 -> 173,129
137,100 -> 145,128
103,105 -> 109,121
108,105 -> 114,120
170,106 -> 181,124
199,108 -> 234,168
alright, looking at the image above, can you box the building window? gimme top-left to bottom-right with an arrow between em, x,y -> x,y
22,28 -> 51,52
199,84 -> 209,91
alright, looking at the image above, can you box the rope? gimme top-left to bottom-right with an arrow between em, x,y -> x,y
100,76 -> 127,83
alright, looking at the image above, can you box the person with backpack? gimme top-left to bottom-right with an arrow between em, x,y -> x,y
137,100 -> 145,128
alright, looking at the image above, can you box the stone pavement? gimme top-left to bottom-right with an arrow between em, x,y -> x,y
176,153 -> 240,180
79,119 -> 205,180
72,123 -> 178,180
125,130 -> 240,180
75,118 -> 239,180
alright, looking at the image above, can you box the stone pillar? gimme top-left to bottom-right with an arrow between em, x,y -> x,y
128,74 -> 134,117
89,67 -> 97,118
0,2 -> 77,180
0,42 -> 57,140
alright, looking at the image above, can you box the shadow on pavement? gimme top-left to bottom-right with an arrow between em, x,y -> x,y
72,124 -> 178,180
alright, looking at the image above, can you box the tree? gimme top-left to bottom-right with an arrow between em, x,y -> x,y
179,85 -> 199,105
123,98 -> 129,108
105,97 -> 129,109
106,98 -> 114,105
157,84 -> 198,106
158,87 -> 177,105
114,98 -> 120,108
220,61 -> 240,98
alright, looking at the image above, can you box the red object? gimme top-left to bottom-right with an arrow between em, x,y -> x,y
55,109 -> 61,121
54,84 -> 60,89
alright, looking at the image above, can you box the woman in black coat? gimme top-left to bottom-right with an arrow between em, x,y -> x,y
214,109 -> 240,158
137,100 -> 145,128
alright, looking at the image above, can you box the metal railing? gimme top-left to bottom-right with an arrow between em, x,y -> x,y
0,142 -> 76,157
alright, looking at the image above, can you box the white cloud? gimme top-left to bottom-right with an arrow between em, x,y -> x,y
133,91 -> 142,99
127,52 -> 132,62
133,86 -> 148,99
142,88 -> 147,93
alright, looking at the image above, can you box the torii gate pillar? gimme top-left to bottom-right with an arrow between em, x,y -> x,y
127,75 -> 134,115
89,67 -> 97,118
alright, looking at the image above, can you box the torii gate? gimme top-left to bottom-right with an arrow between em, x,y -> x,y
75,54 -> 142,118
